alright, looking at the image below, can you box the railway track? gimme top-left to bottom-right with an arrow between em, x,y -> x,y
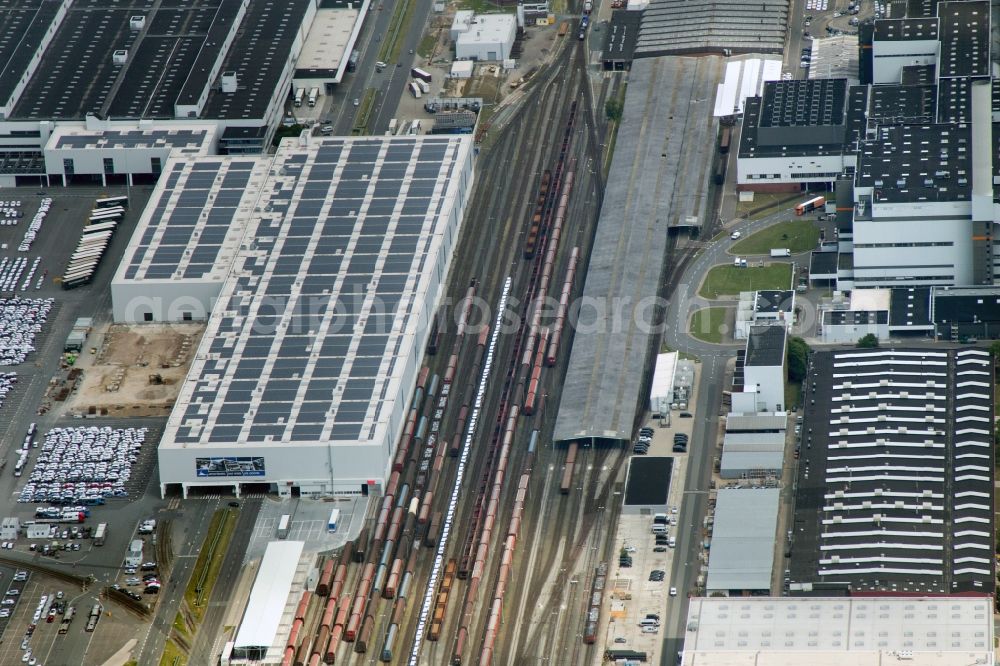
276,31 -> 610,666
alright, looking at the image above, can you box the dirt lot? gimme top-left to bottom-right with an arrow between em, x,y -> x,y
66,323 -> 204,417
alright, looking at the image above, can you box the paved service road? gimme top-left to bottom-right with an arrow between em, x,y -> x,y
326,0 -> 434,136
657,207 -> 796,666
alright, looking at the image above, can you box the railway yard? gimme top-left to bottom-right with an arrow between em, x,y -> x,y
275,37 -> 622,666
0,0 -> 791,664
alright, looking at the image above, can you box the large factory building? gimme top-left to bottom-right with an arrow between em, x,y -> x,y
110,134 -> 474,497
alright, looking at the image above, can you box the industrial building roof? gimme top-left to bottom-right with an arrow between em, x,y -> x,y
754,290 -> 794,314
553,56 -> 723,444
725,413 -> 787,432
869,84 -> 937,123
719,451 -> 784,475
201,0 -> 311,121
759,79 -> 847,129
49,126 -> 213,152
683,596 -> 994,661
932,286 -> 1000,324
745,326 -> 785,367
857,123 -> 971,203
0,1 -> 60,109
810,251 -> 838,278
233,540 -> 304,655
705,487 -> 779,592
623,456 -> 673,507
723,431 -> 785,452
823,310 -> 889,326
635,0 -> 788,57
936,0 -> 989,78
791,348 -> 994,595
295,7 -> 360,80
739,81 -> 850,159
117,155 -> 266,284
11,1 -> 245,120
889,286 -> 932,328
712,58 -> 782,117
873,17 -> 939,41
159,135 -> 472,451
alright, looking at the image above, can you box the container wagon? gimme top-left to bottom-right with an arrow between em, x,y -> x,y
719,126 -> 732,154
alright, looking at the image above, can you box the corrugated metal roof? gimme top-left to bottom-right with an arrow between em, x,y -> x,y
719,451 -> 784,476
725,413 -> 787,431
233,540 -> 304,652
706,488 -> 779,592
553,56 -> 723,444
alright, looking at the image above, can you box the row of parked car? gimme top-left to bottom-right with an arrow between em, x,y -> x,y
18,426 -> 147,504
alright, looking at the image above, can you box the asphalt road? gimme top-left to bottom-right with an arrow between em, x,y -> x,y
657,206 -> 798,665
325,0 -> 434,136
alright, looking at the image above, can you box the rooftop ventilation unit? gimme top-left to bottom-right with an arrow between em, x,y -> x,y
113,50 -> 128,66
130,15 -> 145,30
221,72 -> 238,94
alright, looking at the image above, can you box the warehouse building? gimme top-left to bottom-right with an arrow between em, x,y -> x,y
790,348 -> 994,595
731,326 -> 787,414
719,429 -> 784,479
705,487 -> 779,596
0,0 -> 364,185
144,135 -> 474,498
225,540 -> 306,664
453,13 -> 517,62
681,596 -> 994,666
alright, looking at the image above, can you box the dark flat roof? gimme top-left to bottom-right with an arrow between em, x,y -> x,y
10,0 -> 293,121
933,287 -> 1000,324
755,290 -> 793,314
889,287 -> 932,327
905,0 -> 940,18
823,310 -> 889,325
201,0 -> 310,121
810,250 -> 838,276
745,326 -> 785,367
623,456 -> 672,506
0,1 -> 60,106
857,123 -> 971,203
873,17 -> 938,40
869,84 -> 936,123
602,9 -> 641,63
11,1 -> 246,120
937,0 -> 989,78
759,79 -> 847,129
900,64 -> 935,86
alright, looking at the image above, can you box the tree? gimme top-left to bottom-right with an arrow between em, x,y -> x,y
990,340 -> 1000,362
605,98 -> 623,122
787,336 -> 809,382
856,333 -> 879,348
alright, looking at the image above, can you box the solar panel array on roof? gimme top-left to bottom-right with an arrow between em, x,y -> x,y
791,348 -> 994,595
759,79 -> 847,128
54,128 -> 208,151
167,136 -> 468,448
122,157 -> 260,282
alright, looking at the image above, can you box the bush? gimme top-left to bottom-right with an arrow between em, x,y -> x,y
856,333 -> 879,348
605,98 -> 623,121
787,336 -> 809,382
